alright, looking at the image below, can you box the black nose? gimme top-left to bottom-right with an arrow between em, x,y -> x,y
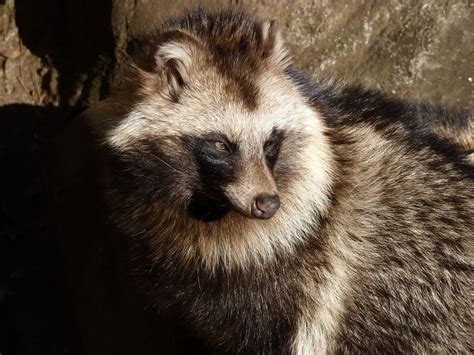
251,194 -> 280,219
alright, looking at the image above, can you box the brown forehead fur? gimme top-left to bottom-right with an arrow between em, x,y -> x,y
128,9 -> 284,110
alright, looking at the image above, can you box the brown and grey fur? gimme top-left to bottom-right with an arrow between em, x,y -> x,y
411,104 -> 473,163
412,105 -> 473,153
86,10 -> 473,354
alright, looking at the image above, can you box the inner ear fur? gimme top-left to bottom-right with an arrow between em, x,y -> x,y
261,19 -> 290,68
127,29 -> 204,102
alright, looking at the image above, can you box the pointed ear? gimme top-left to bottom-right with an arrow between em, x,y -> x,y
127,30 -> 204,101
261,20 -> 290,68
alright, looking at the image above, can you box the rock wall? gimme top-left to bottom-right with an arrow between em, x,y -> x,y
2,0 -> 472,108
115,0 -> 473,106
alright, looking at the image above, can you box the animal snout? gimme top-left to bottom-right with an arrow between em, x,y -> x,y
251,194 -> 280,219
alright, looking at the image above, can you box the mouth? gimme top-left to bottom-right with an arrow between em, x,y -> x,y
187,192 -> 281,222
187,194 -> 230,222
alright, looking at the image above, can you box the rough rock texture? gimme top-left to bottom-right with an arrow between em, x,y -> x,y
1,0 -> 472,353
0,0 -> 58,106
116,0 -> 473,107
2,0 -> 472,108
277,0 -> 473,106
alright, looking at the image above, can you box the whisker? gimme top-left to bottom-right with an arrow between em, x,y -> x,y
150,153 -> 184,174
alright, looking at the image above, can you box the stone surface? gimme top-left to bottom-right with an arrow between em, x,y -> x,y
114,0 -> 473,107
275,0 -> 474,107
1,0 -> 472,108
0,0 -> 59,106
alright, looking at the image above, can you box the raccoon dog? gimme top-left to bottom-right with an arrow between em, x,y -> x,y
87,10 -> 473,354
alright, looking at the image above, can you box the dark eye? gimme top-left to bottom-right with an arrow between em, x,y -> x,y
214,141 -> 228,152
263,129 -> 284,168
264,139 -> 274,150
208,140 -> 233,155
264,139 -> 278,156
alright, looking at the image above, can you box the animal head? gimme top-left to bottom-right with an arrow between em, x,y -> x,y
94,10 -> 334,270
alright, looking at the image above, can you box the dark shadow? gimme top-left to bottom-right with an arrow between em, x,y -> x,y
0,101 -> 200,354
0,104 -> 82,355
15,0 -> 115,106
3,0 -> 115,353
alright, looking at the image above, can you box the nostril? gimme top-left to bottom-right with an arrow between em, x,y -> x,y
251,194 -> 280,219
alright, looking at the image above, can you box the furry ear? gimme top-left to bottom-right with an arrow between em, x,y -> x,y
154,30 -> 204,101
127,30 -> 203,101
261,20 -> 290,68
